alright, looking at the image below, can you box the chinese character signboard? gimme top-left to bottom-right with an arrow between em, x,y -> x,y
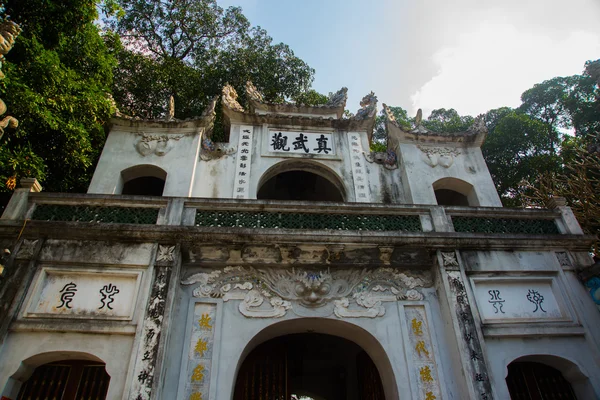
348,132 -> 371,202
233,126 -> 254,199
268,130 -> 335,156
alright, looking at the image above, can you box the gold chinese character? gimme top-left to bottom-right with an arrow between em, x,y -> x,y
189,392 -> 203,400
191,364 -> 205,382
199,313 -> 212,329
415,340 -> 430,357
412,318 -> 423,335
195,338 -> 208,357
425,392 -> 436,400
420,366 -> 434,383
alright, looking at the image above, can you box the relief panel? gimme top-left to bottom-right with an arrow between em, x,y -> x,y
23,267 -> 142,320
471,277 -> 571,323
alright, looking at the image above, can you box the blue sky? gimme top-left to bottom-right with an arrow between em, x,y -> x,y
220,0 -> 600,118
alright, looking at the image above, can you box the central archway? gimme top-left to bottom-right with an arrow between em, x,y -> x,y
231,318 -> 397,400
234,333 -> 384,400
257,160 -> 346,202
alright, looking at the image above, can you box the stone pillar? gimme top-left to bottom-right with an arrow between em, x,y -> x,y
0,238 -> 44,350
1,178 -> 42,220
436,250 -> 495,400
127,244 -> 181,400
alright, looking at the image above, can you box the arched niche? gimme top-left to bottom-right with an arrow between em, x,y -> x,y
119,164 -> 167,196
3,351 -> 110,400
505,354 -> 596,400
257,160 -> 346,202
232,318 -> 397,400
432,177 -> 479,206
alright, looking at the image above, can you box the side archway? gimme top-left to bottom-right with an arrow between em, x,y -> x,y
3,351 -> 110,400
232,318 -> 397,400
505,354 -> 596,400
119,164 -> 167,196
432,177 -> 479,206
257,160 -> 346,202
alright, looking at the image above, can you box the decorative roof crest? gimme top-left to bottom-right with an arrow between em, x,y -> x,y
222,84 -> 245,112
245,81 -> 265,103
326,87 -> 348,108
354,91 -> 378,120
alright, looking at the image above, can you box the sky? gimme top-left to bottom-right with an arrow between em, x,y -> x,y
219,0 -> 600,118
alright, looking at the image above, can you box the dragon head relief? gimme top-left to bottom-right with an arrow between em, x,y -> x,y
182,266 -> 433,318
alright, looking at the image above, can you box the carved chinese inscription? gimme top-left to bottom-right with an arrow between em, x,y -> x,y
57,282 -> 77,309
526,289 -> 546,313
405,306 -> 442,399
180,303 -> 217,400
268,130 -> 335,156
130,266 -> 171,400
233,126 -> 254,199
487,290 -> 505,314
447,271 -> 493,399
99,284 -> 120,310
348,133 -> 370,202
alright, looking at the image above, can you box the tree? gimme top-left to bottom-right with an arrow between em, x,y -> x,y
521,145 -> 600,255
0,0 -> 116,192
372,105 -> 412,147
109,0 -> 316,121
482,110 -> 560,206
422,108 -> 473,133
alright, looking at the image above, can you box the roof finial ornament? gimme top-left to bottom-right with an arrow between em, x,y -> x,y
415,109 -> 423,126
168,95 -> 175,120
246,81 -> 265,103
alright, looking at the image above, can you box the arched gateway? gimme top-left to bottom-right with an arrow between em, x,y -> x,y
231,319 -> 394,400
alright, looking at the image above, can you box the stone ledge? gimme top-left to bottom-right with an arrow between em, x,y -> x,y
0,220 -> 594,252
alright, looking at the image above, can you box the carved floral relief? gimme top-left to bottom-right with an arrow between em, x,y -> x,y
135,133 -> 185,157
182,266 -> 433,319
417,145 -> 460,168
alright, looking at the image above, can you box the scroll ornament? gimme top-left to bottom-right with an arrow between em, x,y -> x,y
182,266 -> 432,319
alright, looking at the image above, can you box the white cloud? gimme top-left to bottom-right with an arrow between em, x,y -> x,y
410,21 -> 600,117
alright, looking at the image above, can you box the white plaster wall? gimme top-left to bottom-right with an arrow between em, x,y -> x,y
162,285 -> 460,400
0,331 -> 134,399
399,144 -> 501,206
462,250 -> 560,273
88,128 -> 202,196
191,125 -> 239,198
192,125 -> 375,202
485,336 -> 600,399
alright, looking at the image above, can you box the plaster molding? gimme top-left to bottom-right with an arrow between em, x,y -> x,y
417,145 -> 461,168
16,239 -> 38,259
182,266 -> 432,319
156,245 -> 175,263
441,251 -> 459,268
134,133 -> 186,157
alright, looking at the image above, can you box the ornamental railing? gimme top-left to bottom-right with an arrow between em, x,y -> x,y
26,193 -> 166,225
14,193 -> 569,235
444,206 -> 562,235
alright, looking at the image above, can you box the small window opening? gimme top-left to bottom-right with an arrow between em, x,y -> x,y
122,176 -> 165,196
119,164 -> 167,196
434,189 -> 469,206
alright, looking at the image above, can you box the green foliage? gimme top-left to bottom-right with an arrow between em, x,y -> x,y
482,110 -> 560,206
292,89 -> 329,106
0,0 -> 115,192
109,0 -> 316,121
373,106 -> 412,145
422,108 -> 474,133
